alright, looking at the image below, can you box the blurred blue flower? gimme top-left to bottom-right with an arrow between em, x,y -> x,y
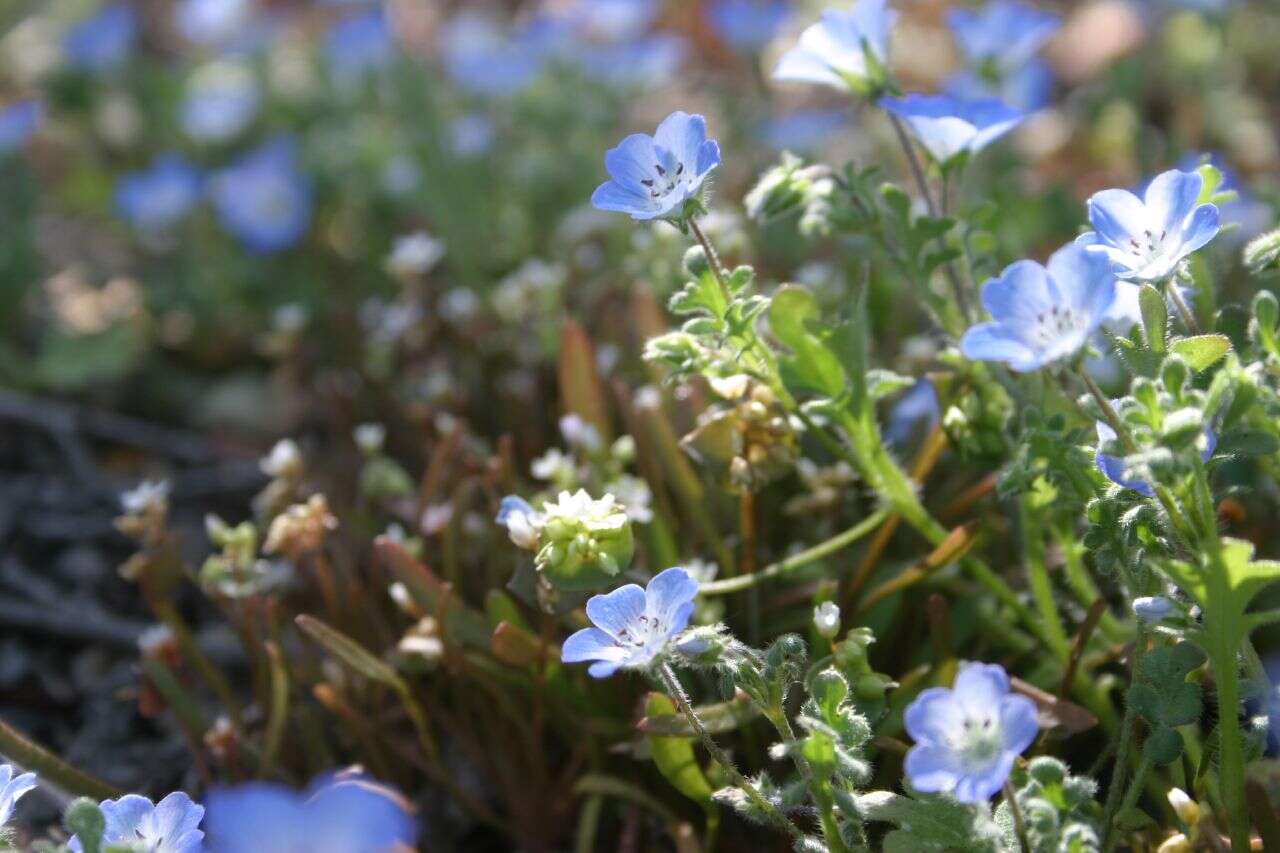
1078,168 -> 1220,282
707,0 -> 789,50
70,792 -> 204,853
947,1 -> 1060,74
496,495 -> 542,549
0,765 -> 37,831
182,60 -> 260,143
561,567 -> 699,678
886,379 -> 940,447
960,243 -> 1118,372
773,0 -> 896,93
326,9 -> 394,79
210,137 -> 311,253
1095,420 -> 1215,497
904,662 -> 1038,802
175,0 -> 251,46
758,108 -> 847,153
449,113 -> 495,157
879,94 -> 1024,167
561,0 -> 659,42
575,34 -> 686,87
591,111 -> 720,221
945,59 -> 1053,111
1132,595 -> 1176,622
63,4 -> 137,72
115,154 -> 202,232
203,772 -> 417,853
0,101 -> 40,154
1173,153 -> 1270,242
442,13 -> 543,97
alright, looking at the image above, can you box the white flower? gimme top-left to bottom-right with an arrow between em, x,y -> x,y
0,764 -> 37,831
559,414 -> 602,452
531,448 -> 575,482
353,422 -> 386,454
386,231 -> 446,277
541,489 -> 628,533
496,496 -> 544,549
260,439 -> 302,478
607,474 -> 654,523
813,601 -> 842,638
121,479 -> 170,515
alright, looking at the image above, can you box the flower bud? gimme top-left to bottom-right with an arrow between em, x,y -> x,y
534,490 -> 634,591
1245,228 -> 1280,274
683,244 -> 711,278
1156,834 -> 1191,853
813,601 -> 841,639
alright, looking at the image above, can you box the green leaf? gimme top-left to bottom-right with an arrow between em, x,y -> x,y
856,791 -> 1000,851
295,614 -> 402,687
1219,429 -> 1280,457
644,693 -> 717,815
1139,285 -> 1168,354
1245,229 -> 1280,275
1144,727 -> 1184,764
769,285 -> 847,397
1170,334 -> 1231,370
637,693 -> 762,736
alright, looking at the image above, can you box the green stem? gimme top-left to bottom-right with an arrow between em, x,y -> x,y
1166,277 -> 1200,334
1101,629 -> 1143,842
1107,753 -> 1154,853
1004,781 -> 1031,853
0,718 -> 122,801
768,708 -> 850,853
657,663 -> 802,842
1019,497 -> 1071,660
699,510 -> 890,595
1204,547 -> 1251,851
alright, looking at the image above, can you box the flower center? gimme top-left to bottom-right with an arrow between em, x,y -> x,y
955,713 -> 1004,767
1125,228 -> 1169,267
1031,303 -> 1084,346
614,613 -> 664,648
639,146 -> 688,206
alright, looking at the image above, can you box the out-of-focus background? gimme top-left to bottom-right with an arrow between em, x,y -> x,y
1,0 -> 1277,847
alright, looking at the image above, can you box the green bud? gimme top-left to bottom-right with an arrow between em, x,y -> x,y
682,245 -> 710,278
64,798 -> 105,853
534,490 -> 634,591
1244,228 -> 1280,274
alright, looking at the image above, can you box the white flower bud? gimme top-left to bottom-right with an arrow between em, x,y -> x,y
814,601 -> 841,639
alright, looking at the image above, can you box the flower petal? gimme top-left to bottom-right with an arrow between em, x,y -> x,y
999,694 -> 1040,755
904,744 -> 960,793
952,662 -> 1009,715
904,687 -> 965,743
953,752 -> 1015,802
1143,168 -> 1202,231
1179,203 -> 1220,255
959,323 -> 1039,371
561,627 -> 622,663
645,568 -> 699,623
584,583 -> 646,638
603,133 -> 658,190
1087,188 -> 1150,248
591,180 -> 651,217
773,45 -> 844,88
653,111 -> 706,176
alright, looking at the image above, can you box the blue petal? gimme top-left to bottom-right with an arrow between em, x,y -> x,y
904,687 -> 964,743
561,627 -> 617,663
603,133 -> 658,190
959,323 -> 1039,371
999,694 -> 1039,755
584,583 -> 646,637
591,180 -> 650,217
952,662 -> 1009,714
904,744 -> 960,793
953,753 -> 1015,803
695,138 -> 721,178
587,658 -> 627,678
653,111 -> 706,174
495,495 -> 534,525
772,45 -> 844,88
1179,203 -> 1220,255
1143,168 -> 1202,231
1096,450 -> 1154,497
1201,428 -> 1217,461
1087,189 -> 1149,248
1046,242 -> 1116,317
980,258 -> 1055,323
645,567 -> 699,624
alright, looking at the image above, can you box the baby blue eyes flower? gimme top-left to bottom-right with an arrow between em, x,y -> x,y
773,0 -> 896,94
70,792 -> 204,853
1078,168 -> 1221,283
947,1 -> 1060,74
0,765 -> 37,831
1094,421 -> 1216,497
904,662 -> 1038,803
591,111 -> 721,221
203,773 -> 417,853
960,243 -> 1118,372
115,155 -> 202,233
945,60 -> 1053,112
496,495 -> 543,549
0,101 -> 40,154
562,567 -> 699,678
879,94 -> 1025,167
442,13 -> 543,97
1133,595 -> 1177,623
326,9 -> 395,79
63,4 -> 137,72
707,0 -> 790,50
210,137 -> 312,253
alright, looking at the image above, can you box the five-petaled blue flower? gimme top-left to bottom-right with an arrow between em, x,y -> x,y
773,0 -> 896,93
904,662 -> 1038,803
707,0 -> 790,51
69,792 -> 204,853
203,771 -> 417,853
562,567 -> 698,677
1094,420 -> 1216,497
591,112 -> 721,221
210,137 -> 312,253
115,154 -> 203,233
1077,168 -> 1220,283
1132,595 -> 1177,623
0,764 -> 37,832
0,101 -> 39,154
960,243 -> 1118,372
947,1 -> 1060,75
63,4 -> 138,73
880,94 -> 1025,167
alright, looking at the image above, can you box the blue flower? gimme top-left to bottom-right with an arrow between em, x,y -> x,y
944,59 -> 1053,111
1095,420 -> 1216,497
442,13 -> 543,97
574,34 -> 686,88
115,155 -> 202,233
0,101 -> 40,154
496,495 -> 543,549
1078,168 -> 1220,283
773,0 -> 896,93
757,108 -> 847,152
326,9 -> 395,79
210,137 -> 311,253
175,0 -> 252,46
591,111 -> 720,221
203,772 -> 417,853
904,662 -> 1038,803
562,567 -> 698,678
182,60 -> 260,143
1132,595 -> 1177,623
0,765 -> 37,831
886,378 -> 940,447
960,243 -> 1118,372
70,792 -> 204,853
947,1 -> 1060,74
63,4 -> 137,72
707,0 -> 789,50
562,0 -> 659,42
1174,153 -> 1270,242
879,94 -> 1025,167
